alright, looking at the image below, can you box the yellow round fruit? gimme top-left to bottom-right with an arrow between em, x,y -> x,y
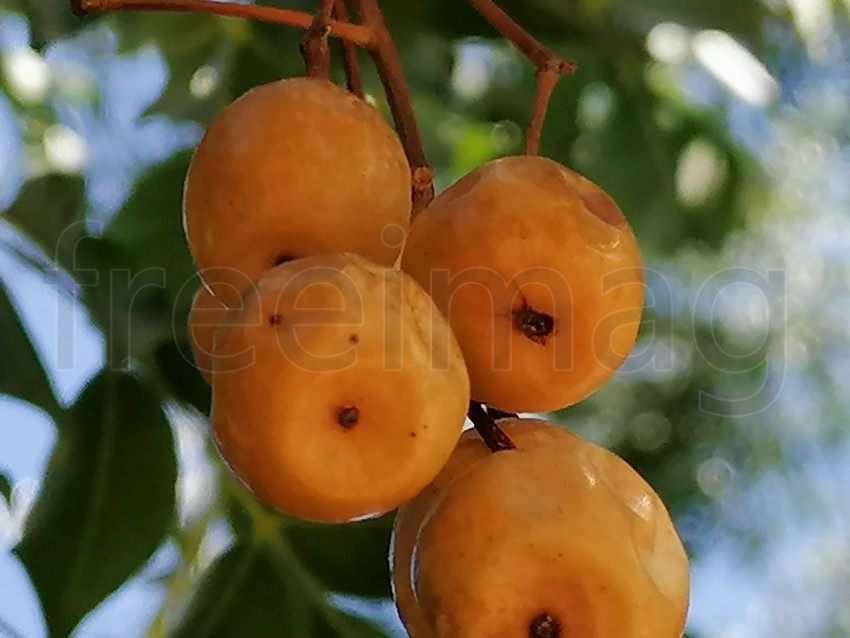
211,253 -> 470,523
187,285 -> 228,384
401,156 -> 644,413
409,418 -> 690,638
184,77 -> 412,305
391,428 -> 491,638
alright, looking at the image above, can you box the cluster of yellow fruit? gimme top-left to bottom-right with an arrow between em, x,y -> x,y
183,76 -> 689,637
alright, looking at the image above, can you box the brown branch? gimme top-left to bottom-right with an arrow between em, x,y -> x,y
525,64 -> 561,155
333,0 -> 364,97
486,406 -> 517,421
464,0 -> 576,72
351,0 -> 434,215
465,0 -> 577,156
301,0 -> 335,79
72,0 -> 374,48
468,402 -> 516,453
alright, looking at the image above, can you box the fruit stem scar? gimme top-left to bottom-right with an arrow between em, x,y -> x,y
468,402 -> 516,452
529,613 -> 562,638
336,406 -> 360,429
512,304 -> 556,345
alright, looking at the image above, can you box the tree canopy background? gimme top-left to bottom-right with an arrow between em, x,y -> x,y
0,0 -> 849,637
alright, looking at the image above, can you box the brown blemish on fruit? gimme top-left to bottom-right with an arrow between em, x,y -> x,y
410,431 -> 417,437
268,314 -> 283,326
512,305 -> 555,346
580,190 -> 625,226
336,406 -> 360,429
349,333 -> 359,344
272,252 -> 299,267
529,612 -> 562,638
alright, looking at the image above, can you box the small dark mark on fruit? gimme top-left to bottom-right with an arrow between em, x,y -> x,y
349,333 -> 359,344
268,314 -> 283,326
336,406 -> 360,429
410,431 -> 417,438
272,252 -> 299,267
529,613 -> 562,638
512,306 -> 555,345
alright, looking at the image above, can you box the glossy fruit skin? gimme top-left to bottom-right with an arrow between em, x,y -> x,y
211,253 -> 470,523
184,77 -> 412,306
188,285 -> 228,384
401,155 -> 644,413
399,419 -> 690,638
391,428 -> 490,638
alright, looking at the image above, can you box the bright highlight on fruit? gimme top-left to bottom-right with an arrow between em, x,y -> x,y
401,155 -> 645,413
395,418 -> 690,638
184,77 -> 412,305
211,253 -> 470,523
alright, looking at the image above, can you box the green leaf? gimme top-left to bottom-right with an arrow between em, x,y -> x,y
0,179 -> 174,361
2,174 -> 87,272
0,279 -> 63,421
14,371 -> 177,638
106,151 -> 197,305
112,12 -> 233,120
72,236 -> 173,366
149,340 -> 212,415
225,23 -> 309,102
18,0 -> 80,49
172,542 -> 310,638
0,472 -> 11,505
287,516 -> 393,599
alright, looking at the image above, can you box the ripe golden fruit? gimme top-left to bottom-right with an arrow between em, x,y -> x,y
188,285 -> 228,384
391,428 -> 491,638
408,418 -> 690,638
211,253 -> 470,523
401,156 -> 644,413
184,77 -> 412,305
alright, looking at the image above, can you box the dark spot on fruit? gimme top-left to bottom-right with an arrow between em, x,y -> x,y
512,306 -> 555,345
336,406 -> 360,429
272,252 -> 299,267
268,314 -> 283,326
410,431 -> 417,438
349,333 -> 359,344
529,613 -> 561,638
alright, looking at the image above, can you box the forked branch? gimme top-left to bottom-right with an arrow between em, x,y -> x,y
74,0 -> 434,214
301,0 -> 335,79
465,0 -> 577,155
72,0 -> 374,47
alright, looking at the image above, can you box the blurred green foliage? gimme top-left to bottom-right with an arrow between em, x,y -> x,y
0,0 -> 832,636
